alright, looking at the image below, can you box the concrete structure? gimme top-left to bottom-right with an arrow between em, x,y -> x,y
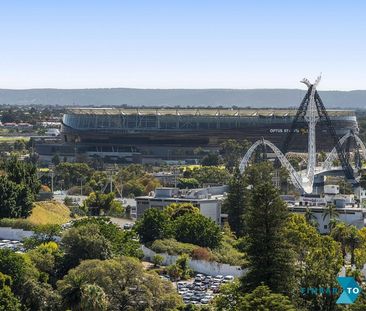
134,186 -> 228,224
281,192 -> 366,234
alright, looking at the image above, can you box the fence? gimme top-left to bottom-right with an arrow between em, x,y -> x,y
0,227 -> 34,241
142,245 -> 246,277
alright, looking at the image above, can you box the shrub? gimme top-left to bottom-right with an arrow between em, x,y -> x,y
191,247 -> 214,261
0,218 -> 35,230
67,185 -> 93,196
152,254 -> 164,267
212,239 -> 248,266
150,239 -> 197,256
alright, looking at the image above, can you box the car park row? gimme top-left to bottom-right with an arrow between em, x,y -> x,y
176,274 -> 234,305
0,239 -> 24,252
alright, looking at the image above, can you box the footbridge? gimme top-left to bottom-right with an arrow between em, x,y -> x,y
239,77 -> 365,194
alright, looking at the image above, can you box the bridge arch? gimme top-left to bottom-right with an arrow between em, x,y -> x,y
239,139 -> 307,192
323,132 -> 366,171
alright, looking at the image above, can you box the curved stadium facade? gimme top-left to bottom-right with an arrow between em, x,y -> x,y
36,107 -> 359,163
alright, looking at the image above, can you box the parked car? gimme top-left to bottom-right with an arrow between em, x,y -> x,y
201,298 -> 210,304
123,223 -> 133,230
223,275 -> 234,283
213,275 -> 224,282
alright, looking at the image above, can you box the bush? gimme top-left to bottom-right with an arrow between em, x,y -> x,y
0,218 -> 35,230
67,185 -> 93,196
69,205 -> 87,217
191,247 -> 214,261
150,239 -> 197,256
107,203 -> 125,217
152,254 -> 164,267
212,234 -> 248,266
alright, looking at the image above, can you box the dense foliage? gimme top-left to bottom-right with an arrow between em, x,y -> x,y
135,203 -> 222,249
0,157 -> 40,218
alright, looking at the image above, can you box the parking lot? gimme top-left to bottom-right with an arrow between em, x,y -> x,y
170,273 -> 234,305
0,239 -> 24,252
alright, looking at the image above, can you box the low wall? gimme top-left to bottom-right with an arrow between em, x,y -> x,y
142,245 -> 246,277
0,227 -> 34,241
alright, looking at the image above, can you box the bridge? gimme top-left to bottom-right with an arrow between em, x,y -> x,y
239,77 -> 365,194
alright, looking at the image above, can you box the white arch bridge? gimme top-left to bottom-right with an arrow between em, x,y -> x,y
239,131 -> 366,194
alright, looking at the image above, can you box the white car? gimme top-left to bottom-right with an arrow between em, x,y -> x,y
223,275 -> 234,283
213,275 -> 224,283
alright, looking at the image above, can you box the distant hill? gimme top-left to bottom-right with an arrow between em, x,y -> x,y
0,88 -> 365,109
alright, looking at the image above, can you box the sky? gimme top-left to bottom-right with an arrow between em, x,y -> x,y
0,1 -> 365,90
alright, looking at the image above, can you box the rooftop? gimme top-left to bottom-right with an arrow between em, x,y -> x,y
66,107 -> 355,117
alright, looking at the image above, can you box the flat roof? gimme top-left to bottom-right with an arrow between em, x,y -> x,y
66,107 -> 355,117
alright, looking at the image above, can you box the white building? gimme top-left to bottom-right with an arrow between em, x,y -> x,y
281,186 -> 366,234
134,186 -> 228,224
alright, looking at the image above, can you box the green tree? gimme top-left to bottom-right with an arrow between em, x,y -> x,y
191,166 -> 230,185
164,202 -> 199,220
0,273 -> 21,311
214,281 -> 296,311
201,153 -> 221,166
0,176 -> 33,218
58,272 -> 86,310
80,283 -> 109,311
51,154 -> 61,166
4,156 -> 41,198
242,181 -> 295,293
354,227 -> 366,269
298,236 -> 343,311
57,257 -> 183,311
61,224 -> 112,271
331,222 -> 350,262
174,213 -> 222,249
19,279 -> 62,311
0,249 -> 38,294
135,208 -> 172,244
55,162 -> 93,190
304,207 -> 317,227
346,225 -> 361,266
322,204 -> 339,233
175,254 -> 192,279
71,217 -> 142,258
177,177 -> 200,189
152,254 -> 164,267
284,214 -> 344,311
84,191 -> 123,216
222,168 -> 247,236
219,139 -> 250,172
244,161 -> 274,188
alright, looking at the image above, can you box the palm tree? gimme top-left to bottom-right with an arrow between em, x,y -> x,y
322,204 -> 339,233
346,225 -> 361,266
81,283 -> 109,311
304,207 -> 317,228
58,273 -> 86,310
331,222 -> 349,262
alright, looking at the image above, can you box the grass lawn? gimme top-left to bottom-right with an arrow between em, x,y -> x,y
27,201 -> 71,225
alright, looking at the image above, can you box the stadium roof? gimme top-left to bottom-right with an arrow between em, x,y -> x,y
66,107 -> 355,117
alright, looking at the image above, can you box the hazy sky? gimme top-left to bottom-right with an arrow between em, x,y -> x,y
1,1 -> 365,90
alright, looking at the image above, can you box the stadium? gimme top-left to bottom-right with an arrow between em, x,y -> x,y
35,107 -> 359,164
